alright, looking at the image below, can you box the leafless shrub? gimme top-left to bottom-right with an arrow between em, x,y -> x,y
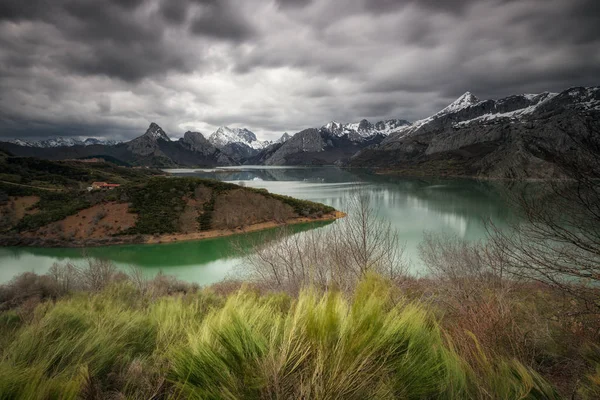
207,279 -> 249,297
127,266 -> 198,298
147,272 -> 198,297
487,154 -> 600,314
419,232 -> 510,293
48,261 -> 81,293
0,272 -> 63,311
128,265 -> 149,293
332,191 -> 407,281
418,232 -> 549,365
235,190 -> 407,294
78,258 -> 119,291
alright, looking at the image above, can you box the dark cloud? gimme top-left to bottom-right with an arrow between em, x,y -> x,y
276,0 -> 313,8
189,1 -> 255,40
0,0 -> 598,141
362,0 -> 478,14
159,0 -> 190,24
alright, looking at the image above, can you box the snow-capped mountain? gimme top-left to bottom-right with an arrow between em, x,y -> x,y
209,127 -> 269,150
83,138 -> 120,146
438,91 -> 480,115
144,123 -> 170,141
321,118 -> 411,140
10,139 -> 37,147
391,91 -> 481,135
351,86 -> 600,179
8,137 -> 120,148
452,92 -> 558,127
277,132 -> 292,144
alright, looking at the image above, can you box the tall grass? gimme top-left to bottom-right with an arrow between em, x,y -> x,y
0,272 -> 561,399
170,275 -> 558,399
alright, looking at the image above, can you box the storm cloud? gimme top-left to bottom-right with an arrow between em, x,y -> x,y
0,0 -> 598,141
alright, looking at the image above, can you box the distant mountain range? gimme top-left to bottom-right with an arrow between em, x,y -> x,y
9,137 -> 121,148
1,85 -> 598,177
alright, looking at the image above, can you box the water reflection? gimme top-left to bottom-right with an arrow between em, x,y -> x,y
1,167 -> 515,283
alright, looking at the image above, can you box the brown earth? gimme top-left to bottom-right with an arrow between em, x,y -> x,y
24,202 -> 137,241
4,193 -> 345,247
10,196 -> 40,219
0,196 -> 39,230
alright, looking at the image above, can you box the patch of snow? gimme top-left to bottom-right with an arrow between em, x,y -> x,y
437,92 -> 480,115
145,123 -> 170,141
454,92 -> 559,127
320,118 -> 411,140
209,126 -> 268,150
7,137 -> 121,148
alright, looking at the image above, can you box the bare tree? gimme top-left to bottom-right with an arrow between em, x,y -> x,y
48,261 -> 81,293
488,118 -> 600,312
419,232 -> 509,289
331,191 -> 406,280
235,190 -> 407,293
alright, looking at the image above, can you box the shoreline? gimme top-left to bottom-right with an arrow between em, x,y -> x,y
0,211 -> 346,249
143,210 -> 346,245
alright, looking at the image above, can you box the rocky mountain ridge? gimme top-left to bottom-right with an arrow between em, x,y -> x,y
350,86 -> 600,178
1,123 -> 234,168
9,137 -> 121,148
2,85 -> 598,176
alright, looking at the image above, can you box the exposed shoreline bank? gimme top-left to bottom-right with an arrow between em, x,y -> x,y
0,211 -> 346,248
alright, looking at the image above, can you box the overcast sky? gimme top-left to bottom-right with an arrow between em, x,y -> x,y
0,0 -> 599,142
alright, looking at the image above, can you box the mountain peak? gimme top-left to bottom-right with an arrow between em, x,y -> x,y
145,123 -> 170,141
450,91 -> 479,108
209,126 -> 268,150
8,136 -> 119,148
277,132 -> 292,143
324,121 -> 342,130
432,92 -> 480,118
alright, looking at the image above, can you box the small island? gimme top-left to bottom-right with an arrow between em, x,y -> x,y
0,153 -> 342,247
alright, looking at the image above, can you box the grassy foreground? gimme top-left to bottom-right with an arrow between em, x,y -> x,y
0,265 -> 573,400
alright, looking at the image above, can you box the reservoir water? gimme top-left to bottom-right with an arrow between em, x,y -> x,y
0,167 -> 515,284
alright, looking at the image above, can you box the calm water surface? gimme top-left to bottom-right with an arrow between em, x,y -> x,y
0,167 -> 515,284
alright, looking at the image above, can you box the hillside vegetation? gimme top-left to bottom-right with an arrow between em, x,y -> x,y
0,155 -> 160,190
0,156 -> 337,246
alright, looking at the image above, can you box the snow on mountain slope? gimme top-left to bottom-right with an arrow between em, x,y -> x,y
453,92 -> 558,127
10,139 -> 36,147
320,118 -> 411,140
8,137 -> 121,148
438,92 -> 480,115
84,138 -> 120,146
377,86 -> 600,151
145,123 -> 170,141
402,92 -> 481,133
208,126 -> 269,150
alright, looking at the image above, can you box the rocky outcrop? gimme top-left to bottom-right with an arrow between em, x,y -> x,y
263,128 -> 385,166
126,123 -> 169,157
207,126 -> 270,162
179,131 -> 234,165
351,86 -> 600,178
